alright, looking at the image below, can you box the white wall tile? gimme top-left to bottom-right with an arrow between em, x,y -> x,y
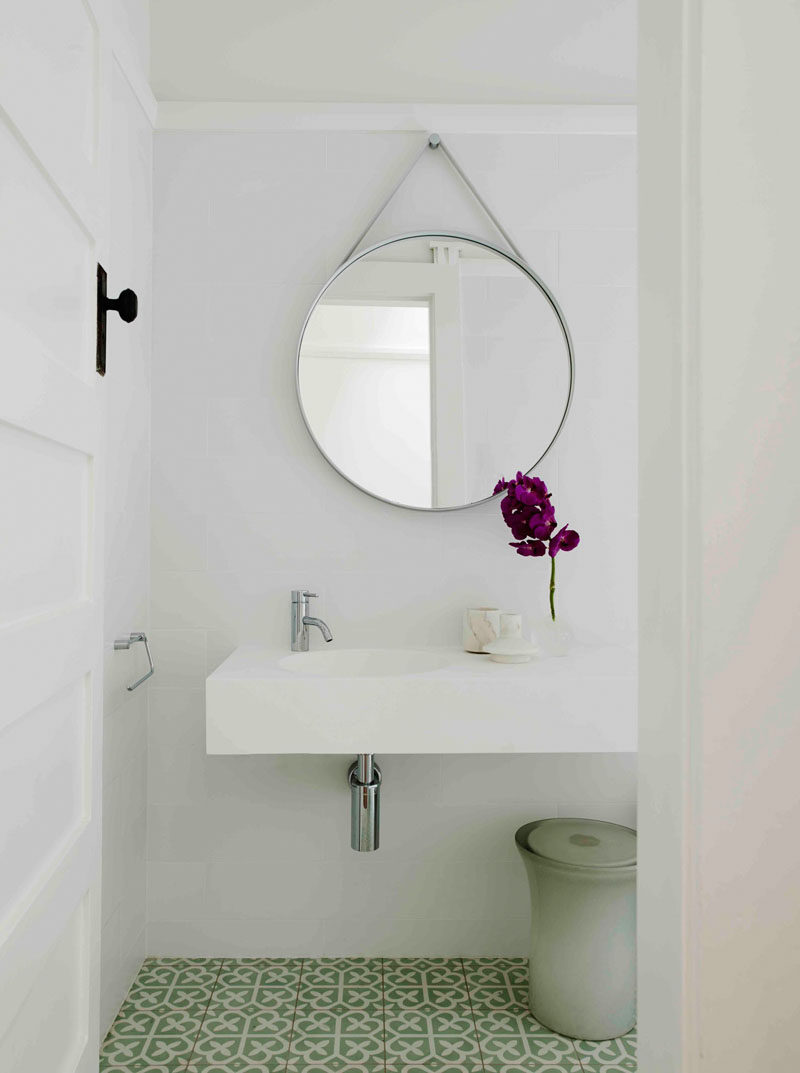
101,910 -> 146,1036
556,801 -> 637,828
148,689 -> 208,805
148,128 -> 638,956
210,133 -> 327,189
151,395 -> 208,457
320,914 -> 530,957
207,176 -> 330,287
149,803 -> 213,861
151,508 -> 207,573
570,340 -> 637,403
152,569 -> 304,636
104,690 -> 148,784
148,632 -> 207,689
151,283 -> 213,397
557,284 -> 636,346
205,858 -> 344,919
379,801 -> 556,863
147,917 -> 328,957
516,229 -> 559,288
450,133 -> 559,177
150,456 -> 210,517
202,754 -> 347,809
559,229 -> 636,286
440,754 -> 637,806
324,131 -> 427,176
558,133 -> 636,176
206,629 -> 239,675
148,861 -> 207,921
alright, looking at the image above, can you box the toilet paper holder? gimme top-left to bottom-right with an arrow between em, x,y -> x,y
114,631 -> 155,691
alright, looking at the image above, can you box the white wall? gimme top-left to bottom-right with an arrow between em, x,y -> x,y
148,121 -> 637,954
100,61 -> 153,1033
639,0 -> 800,1069
112,0 -> 149,78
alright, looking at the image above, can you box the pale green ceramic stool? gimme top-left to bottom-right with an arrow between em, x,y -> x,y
515,817 -> 637,1040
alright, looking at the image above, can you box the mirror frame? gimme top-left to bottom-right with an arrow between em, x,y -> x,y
295,231 -> 575,512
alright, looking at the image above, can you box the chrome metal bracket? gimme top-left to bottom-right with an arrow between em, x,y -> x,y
114,631 -> 155,691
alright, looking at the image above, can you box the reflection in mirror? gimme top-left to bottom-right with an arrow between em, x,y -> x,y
297,234 -> 573,510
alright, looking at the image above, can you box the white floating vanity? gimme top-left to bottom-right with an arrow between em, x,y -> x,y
205,643 -> 636,755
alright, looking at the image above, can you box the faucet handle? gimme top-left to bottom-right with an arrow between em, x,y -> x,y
292,589 -> 318,603
303,591 -> 318,598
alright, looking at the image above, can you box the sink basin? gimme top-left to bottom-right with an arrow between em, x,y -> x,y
206,643 -> 637,755
278,648 -> 452,678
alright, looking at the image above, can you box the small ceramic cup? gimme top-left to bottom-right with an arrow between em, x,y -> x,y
499,611 -> 523,639
462,607 -> 501,653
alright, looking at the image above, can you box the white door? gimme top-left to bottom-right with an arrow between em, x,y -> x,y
0,1 -> 108,1069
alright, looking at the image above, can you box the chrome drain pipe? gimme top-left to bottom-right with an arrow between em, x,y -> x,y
348,754 -> 382,852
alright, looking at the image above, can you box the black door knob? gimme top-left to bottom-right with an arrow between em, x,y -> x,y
105,287 -> 138,323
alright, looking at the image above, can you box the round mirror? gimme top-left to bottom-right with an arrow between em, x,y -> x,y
297,232 -> 574,511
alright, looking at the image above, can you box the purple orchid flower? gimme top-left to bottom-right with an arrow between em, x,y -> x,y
549,523 -> 580,557
509,539 -> 547,556
494,473 -> 580,621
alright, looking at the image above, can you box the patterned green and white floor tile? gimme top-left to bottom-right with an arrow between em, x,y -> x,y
206,956 -> 302,1013
463,957 -> 529,990
386,1065 -> 484,1073
299,957 -> 384,1010
101,958 -> 221,1073
285,1066 -> 382,1073
384,1004 -> 483,1070
473,1007 -> 582,1073
574,1030 -> 637,1072
101,955 -> 637,1073
216,957 -> 304,991
462,957 -> 529,1012
187,958 -> 301,1072
188,1002 -> 297,1071
288,1002 -> 385,1071
382,957 -> 469,1009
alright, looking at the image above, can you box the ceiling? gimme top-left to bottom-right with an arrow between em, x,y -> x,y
149,0 -> 635,104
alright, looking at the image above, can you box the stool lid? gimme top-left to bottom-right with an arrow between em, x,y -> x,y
522,818 -> 636,868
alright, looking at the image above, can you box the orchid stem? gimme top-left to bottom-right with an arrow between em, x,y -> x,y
549,557 -> 556,621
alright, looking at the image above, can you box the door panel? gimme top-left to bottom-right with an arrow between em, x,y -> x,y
0,895 -> 91,1072
0,0 -> 107,1069
0,121 -> 94,380
0,0 -> 101,228
0,423 -> 90,625
0,679 -> 90,922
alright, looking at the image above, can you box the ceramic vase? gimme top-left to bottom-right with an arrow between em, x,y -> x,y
462,607 -> 501,652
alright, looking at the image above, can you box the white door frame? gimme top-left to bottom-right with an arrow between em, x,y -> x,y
639,1 -> 800,1069
638,2 -> 700,1067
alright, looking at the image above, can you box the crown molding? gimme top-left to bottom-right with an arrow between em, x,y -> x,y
155,101 -> 636,134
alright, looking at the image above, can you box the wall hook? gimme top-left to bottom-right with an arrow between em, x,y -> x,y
96,263 -> 138,376
114,631 -> 155,691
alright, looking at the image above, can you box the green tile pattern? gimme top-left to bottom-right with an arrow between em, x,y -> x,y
100,958 -> 221,1073
101,956 -> 637,1073
574,1032 -> 638,1072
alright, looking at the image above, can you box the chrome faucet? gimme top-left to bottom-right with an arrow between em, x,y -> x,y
291,590 -> 333,651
